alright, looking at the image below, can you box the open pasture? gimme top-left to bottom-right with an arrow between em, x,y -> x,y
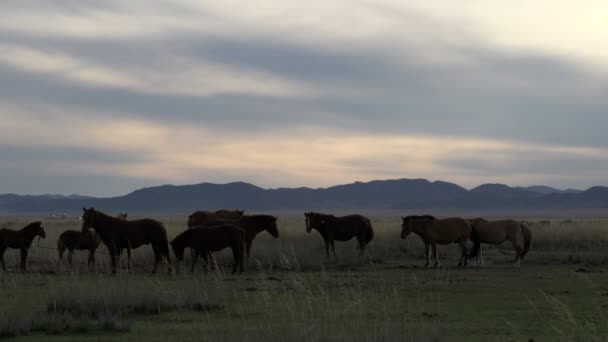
0,216 -> 607,341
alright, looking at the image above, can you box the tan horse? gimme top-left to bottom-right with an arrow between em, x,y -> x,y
468,218 -> 532,267
401,215 -> 480,268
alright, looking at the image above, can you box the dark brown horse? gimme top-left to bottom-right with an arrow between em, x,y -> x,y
187,209 -> 244,227
57,213 -> 126,268
304,212 -> 374,257
401,215 -> 480,268
171,225 -> 245,274
204,215 -> 279,258
81,208 -> 171,274
0,221 -> 46,271
57,229 -> 101,267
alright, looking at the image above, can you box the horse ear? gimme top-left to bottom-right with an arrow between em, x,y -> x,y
273,216 -> 277,221
83,207 -> 86,212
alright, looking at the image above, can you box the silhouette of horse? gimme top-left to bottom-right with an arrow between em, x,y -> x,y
81,208 -> 171,274
304,212 -> 374,257
204,215 -> 279,258
171,225 -> 245,274
57,213 -> 126,268
468,218 -> 532,267
0,221 -> 46,271
401,215 -> 480,268
187,209 -> 244,227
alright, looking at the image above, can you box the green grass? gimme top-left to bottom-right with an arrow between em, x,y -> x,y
1,216 -> 607,341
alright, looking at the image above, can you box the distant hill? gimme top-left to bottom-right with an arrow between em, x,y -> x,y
0,179 -> 606,216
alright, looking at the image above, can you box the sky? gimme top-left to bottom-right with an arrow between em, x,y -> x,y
1,1 -> 607,196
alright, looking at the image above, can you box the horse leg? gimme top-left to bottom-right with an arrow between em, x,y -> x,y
323,239 -> 330,258
151,246 -> 161,274
88,249 -> 95,270
190,249 -> 198,273
20,248 -> 28,272
330,239 -> 337,259
127,247 -> 132,274
458,239 -> 468,268
109,247 -> 118,275
245,239 -> 252,259
231,247 -> 238,274
0,247 -> 6,271
509,238 -> 523,267
431,243 -> 440,268
67,250 -> 74,266
423,243 -> 430,268
357,236 -> 365,256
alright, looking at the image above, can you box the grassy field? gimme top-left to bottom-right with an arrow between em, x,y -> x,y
0,216 -> 607,341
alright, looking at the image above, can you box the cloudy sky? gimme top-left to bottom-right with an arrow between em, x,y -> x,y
1,1 -> 607,196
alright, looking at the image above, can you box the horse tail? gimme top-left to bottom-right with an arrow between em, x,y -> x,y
157,224 -> 172,264
520,222 -> 532,259
365,217 -> 374,243
468,225 -> 481,258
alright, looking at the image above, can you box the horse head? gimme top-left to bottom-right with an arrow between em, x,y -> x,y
81,207 -> 96,232
401,215 -> 434,239
266,216 -> 279,238
37,223 -> 46,239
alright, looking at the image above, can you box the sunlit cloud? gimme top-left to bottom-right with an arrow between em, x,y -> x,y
0,1 -> 607,195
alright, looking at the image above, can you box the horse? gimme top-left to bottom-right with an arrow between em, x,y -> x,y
81,208 -> 172,274
0,221 -> 46,272
170,225 -> 245,274
187,209 -> 244,228
198,215 -> 279,258
401,215 -> 480,268
57,213 -> 126,268
467,218 -> 532,267
304,212 -> 374,257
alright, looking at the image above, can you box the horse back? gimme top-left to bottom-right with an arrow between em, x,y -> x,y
424,217 -> 471,244
473,219 -> 521,243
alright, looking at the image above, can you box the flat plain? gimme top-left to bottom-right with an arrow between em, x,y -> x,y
1,216 -> 607,341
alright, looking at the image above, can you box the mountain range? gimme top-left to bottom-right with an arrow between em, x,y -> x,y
1,179 -> 607,216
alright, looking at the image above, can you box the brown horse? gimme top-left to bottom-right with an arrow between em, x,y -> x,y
468,218 -> 532,267
401,215 -> 480,268
57,213 -> 126,268
204,215 -> 279,258
304,212 -> 374,257
0,221 -> 46,271
187,209 -> 244,227
81,208 -> 172,274
171,225 -> 245,274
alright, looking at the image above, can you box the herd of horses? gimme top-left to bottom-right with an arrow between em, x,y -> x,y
0,208 -> 532,274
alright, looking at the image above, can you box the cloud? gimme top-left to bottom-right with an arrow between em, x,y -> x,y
0,0 -> 607,195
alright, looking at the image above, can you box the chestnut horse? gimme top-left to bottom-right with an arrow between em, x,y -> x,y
468,218 -> 532,267
0,221 -> 46,271
401,215 -> 480,268
304,212 -> 374,257
81,208 -> 171,274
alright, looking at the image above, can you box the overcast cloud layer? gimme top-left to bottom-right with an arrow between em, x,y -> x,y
1,1 -> 607,196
